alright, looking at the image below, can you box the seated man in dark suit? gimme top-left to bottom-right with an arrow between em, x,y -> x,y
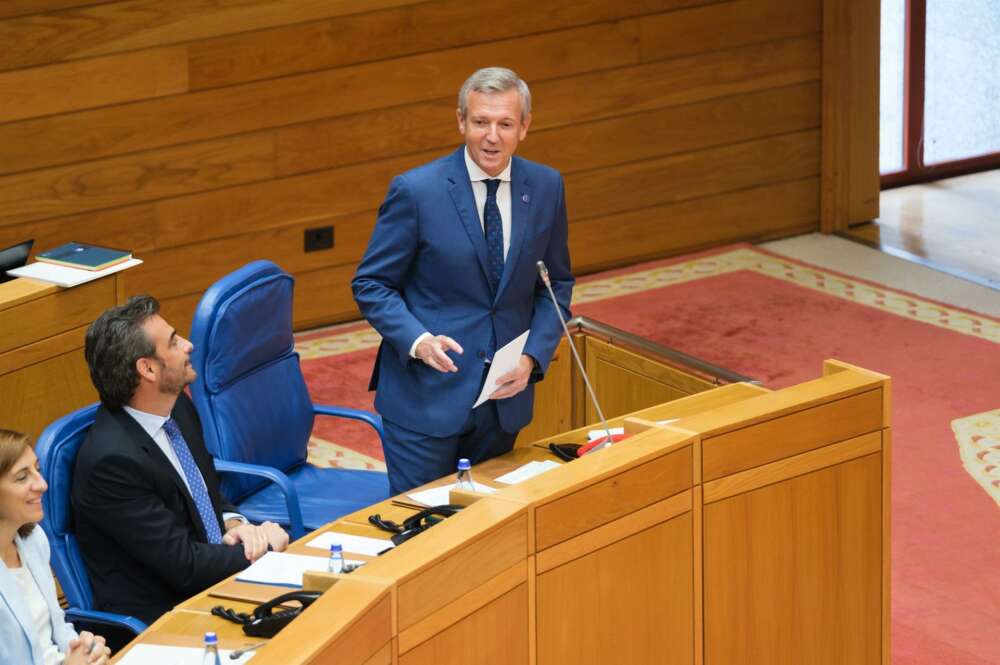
72,295 -> 289,624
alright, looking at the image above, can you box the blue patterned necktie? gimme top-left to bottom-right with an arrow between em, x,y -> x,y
162,417 -> 223,544
483,179 -> 504,290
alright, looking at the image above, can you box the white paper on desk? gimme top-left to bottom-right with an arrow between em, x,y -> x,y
587,427 -> 624,441
235,551 -> 361,587
6,258 -> 142,288
408,482 -> 496,507
115,644 -> 255,664
306,531 -> 394,556
494,460 -> 562,485
473,329 -> 530,408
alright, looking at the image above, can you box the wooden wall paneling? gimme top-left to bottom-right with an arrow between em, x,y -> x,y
523,82 -> 822,176
566,130 -> 820,223
703,454 -> 882,665
0,45 -> 188,124
821,0 -> 880,231
583,337 -> 715,424
0,133 -> 275,227
637,0 -> 822,62
152,151 -> 431,249
569,178 -> 819,272
291,263 -> 364,330
0,0 -> 426,71
275,35 -> 821,178
129,210 -> 373,300
0,326 -> 85,378
701,388 -> 883,480
0,19 -> 641,176
0,1 -> 120,21
0,205 -> 156,258
398,584 -> 529,665
534,445 -> 692,550
536,512 -> 694,665
189,0 -> 722,90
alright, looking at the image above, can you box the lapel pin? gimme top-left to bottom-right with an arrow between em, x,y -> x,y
522,193 -> 530,203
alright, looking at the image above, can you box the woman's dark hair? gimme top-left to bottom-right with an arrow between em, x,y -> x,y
84,295 -> 160,409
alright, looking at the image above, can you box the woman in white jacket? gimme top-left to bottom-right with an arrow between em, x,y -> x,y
0,429 -> 110,665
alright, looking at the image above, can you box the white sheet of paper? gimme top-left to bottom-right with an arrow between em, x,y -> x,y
587,427 -> 624,441
115,644 -> 255,664
235,551 -> 361,587
408,482 -> 496,507
494,460 -> 562,485
306,531 -> 394,556
473,329 -> 530,408
6,258 -> 142,288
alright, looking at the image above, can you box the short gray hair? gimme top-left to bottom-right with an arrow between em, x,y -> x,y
85,295 -> 160,409
458,67 -> 531,121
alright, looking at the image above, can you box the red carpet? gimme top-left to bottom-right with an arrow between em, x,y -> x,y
297,245 -> 1000,664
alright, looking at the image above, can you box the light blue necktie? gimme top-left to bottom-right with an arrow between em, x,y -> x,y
162,418 -> 223,544
483,179 -> 504,290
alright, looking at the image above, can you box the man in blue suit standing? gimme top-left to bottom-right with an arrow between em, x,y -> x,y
352,67 -> 574,494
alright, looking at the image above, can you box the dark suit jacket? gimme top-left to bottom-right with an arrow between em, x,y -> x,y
71,393 -> 248,624
352,147 -> 574,438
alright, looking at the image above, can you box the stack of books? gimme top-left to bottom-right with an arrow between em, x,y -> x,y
6,241 -> 141,287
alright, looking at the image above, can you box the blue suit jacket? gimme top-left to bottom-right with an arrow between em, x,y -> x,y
0,528 -> 77,665
352,147 -> 574,438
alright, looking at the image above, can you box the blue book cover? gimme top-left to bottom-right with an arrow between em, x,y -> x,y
36,242 -> 131,271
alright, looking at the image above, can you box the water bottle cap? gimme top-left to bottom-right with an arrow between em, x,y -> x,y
330,543 -> 343,553
457,458 -> 471,470
204,631 -> 218,644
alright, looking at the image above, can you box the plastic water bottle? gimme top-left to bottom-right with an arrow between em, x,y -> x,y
454,458 -> 475,492
201,631 -> 222,665
328,543 -> 344,574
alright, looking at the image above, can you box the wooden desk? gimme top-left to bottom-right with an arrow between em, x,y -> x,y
0,273 -> 125,438
114,361 -> 890,665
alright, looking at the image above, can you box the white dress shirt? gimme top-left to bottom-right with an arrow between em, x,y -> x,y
409,149 -> 514,357
123,405 -> 244,526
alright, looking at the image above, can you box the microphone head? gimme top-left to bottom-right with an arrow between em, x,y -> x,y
536,260 -> 550,285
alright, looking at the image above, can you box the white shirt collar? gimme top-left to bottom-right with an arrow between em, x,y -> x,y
464,147 -> 512,183
123,404 -> 169,439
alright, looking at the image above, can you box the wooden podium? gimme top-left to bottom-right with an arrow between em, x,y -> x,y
118,359 -> 889,665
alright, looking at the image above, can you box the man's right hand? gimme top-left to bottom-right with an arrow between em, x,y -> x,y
415,335 -> 464,372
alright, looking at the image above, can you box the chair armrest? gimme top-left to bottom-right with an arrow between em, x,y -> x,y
213,459 -> 305,539
313,404 -> 386,443
64,608 -> 147,635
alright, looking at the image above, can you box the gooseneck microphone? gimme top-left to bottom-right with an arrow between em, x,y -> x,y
536,260 -> 615,454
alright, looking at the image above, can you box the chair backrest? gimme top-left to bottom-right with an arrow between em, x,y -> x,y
35,404 -> 100,610
189,260 -> 314,502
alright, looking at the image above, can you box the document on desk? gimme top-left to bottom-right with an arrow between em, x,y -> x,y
587,426 -> 625,441
408,482 -> 496,507
473,329 -> 530,408
115,644 -> 256,664
235,551 -> 361,587
306,531 -> 395,556
494,460 -> 562,485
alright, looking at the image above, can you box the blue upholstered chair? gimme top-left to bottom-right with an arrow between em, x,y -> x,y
35,405 -> 147,635
189,260 -> 389,539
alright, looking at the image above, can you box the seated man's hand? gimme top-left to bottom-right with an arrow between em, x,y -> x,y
490,354 -> 534,400
223,521 -> 289,561
416,334 -> 463,373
